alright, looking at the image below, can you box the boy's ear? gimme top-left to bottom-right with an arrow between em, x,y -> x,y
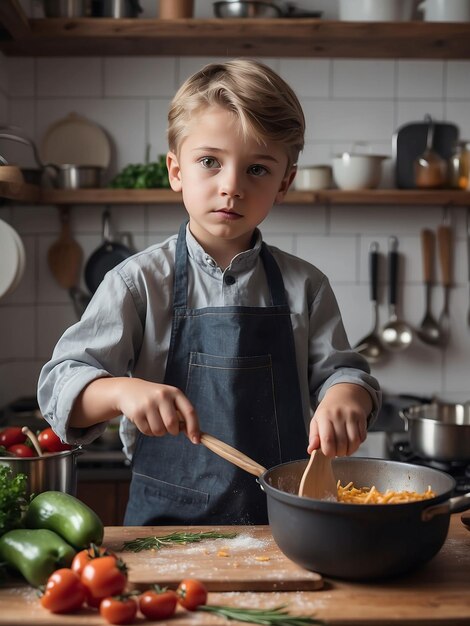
167,151 -> 182,192
275,167 -> 297,204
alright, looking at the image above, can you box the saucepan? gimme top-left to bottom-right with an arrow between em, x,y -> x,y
201,433 -> 470,580
400,401 -> 470,462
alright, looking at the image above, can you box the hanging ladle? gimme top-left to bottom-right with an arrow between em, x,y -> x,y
417,229 -> 441,346
354,242 -> 386,364
381,236 -> 414,351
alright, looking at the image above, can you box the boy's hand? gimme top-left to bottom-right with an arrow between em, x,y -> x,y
307,383 -> 372,458
116,378 -> 200,444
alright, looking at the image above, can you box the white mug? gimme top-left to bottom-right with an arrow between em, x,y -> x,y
417,0 -> 470,21
294,165 -> 332,190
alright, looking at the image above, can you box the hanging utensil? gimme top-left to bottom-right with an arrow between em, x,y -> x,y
298,449 -> 337,501
467,208 -> 470,328
381,236 -> 414,351
417,229 -> 441,346
47,207 -> 90,319
84,209 -> 133,294
437,222 -> 453,345
354,242 -> 386,364
413,114 -> 447,189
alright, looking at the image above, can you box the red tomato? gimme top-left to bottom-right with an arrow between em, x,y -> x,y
81,555 -> 127,607
100,596 -> 137,625
7,443 -> 35,457
139,587 -> 178,620
0,426 -> 26,448
176,579 -> 208,611
71,544 -> 112,577
40,568 -> 86,614
38,427 -> 72,453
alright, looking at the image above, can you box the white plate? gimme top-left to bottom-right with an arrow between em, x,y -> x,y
40,112 -> 111,169
6,225 -> 26,297
0,219 -> 21,300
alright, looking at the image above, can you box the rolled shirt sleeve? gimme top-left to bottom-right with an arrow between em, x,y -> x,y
308,275 -> 381,426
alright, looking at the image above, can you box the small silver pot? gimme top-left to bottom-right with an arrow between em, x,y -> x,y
44,164 -> 103,189
0,447 -> 82,496
91,0 -> 143,18
42,0 -> 91,17
400,402 -> 470,461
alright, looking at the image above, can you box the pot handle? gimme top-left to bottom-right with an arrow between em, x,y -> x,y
398,409 -> 409,430
422,493 -> 470,522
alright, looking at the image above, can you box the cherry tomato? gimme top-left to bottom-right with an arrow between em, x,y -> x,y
139,587 -> 178,620
38,427 -> 72,453
40,568 -> 86,614
0,426 -> 26,448
71,544 -> 112,576
100,596 -> 137,625
81,555 -> 127,607
176,578 -> 208,611
7,443 -> 35,457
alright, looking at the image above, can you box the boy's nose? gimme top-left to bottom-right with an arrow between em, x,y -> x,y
219,169 -> 244,199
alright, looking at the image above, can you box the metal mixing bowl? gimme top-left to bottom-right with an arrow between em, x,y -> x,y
213,1 -> 282,18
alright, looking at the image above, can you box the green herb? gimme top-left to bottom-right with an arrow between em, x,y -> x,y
121,530 -> 237,553
199,604 -> 323,626
0,467 -> 29,535
110,155 -> 170,189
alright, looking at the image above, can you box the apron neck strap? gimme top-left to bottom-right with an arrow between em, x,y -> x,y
173,222 -> 288,308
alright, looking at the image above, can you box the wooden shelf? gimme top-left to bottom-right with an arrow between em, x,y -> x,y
33,187 -> 470,206
1,11 -> 470,58
0,180 -> 39,203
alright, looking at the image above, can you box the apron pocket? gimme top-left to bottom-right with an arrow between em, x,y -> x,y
124,471 -> 209,525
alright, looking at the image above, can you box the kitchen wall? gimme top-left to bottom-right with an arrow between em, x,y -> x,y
1,0 -> 470,409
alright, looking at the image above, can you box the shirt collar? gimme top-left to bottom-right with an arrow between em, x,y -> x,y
185,224 -> 263,275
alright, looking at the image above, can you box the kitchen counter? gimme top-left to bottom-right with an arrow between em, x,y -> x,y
0,516 -> 468,625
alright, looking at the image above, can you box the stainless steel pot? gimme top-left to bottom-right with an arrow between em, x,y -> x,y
0,448 -> 81,496
91,0 -> 143,18
260,457 -> 470,580
44,164 -> 103,189
400,402 -> 470,461
42,0 -> 91,17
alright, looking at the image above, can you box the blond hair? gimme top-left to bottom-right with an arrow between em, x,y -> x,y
167,59 -> 305,168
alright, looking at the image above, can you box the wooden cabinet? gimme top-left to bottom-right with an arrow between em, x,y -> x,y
77,479 -> 130,526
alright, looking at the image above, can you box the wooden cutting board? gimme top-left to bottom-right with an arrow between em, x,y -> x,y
104,525 -> 323,591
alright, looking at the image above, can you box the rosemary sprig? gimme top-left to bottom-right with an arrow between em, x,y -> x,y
198,604 -> 323,626
121,530 -> 237,552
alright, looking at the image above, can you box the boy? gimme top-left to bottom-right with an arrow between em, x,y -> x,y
38,59 -> 381,525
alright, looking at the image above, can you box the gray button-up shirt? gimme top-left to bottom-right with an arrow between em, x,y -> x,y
38,226 -> 381,459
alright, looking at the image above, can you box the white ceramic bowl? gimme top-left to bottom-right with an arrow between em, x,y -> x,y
294,165 -> 332,190
332,153 -> 387,190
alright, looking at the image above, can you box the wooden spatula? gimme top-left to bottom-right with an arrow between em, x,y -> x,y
47,207 -> 83,290
298,449 -> 337,501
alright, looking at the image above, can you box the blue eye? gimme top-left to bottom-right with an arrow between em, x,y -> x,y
200,157 -> 220,169
249,164 -> 268,177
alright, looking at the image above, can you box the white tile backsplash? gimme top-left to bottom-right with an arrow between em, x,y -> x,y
1,53 -> 470,408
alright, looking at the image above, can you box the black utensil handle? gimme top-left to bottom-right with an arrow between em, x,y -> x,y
369,242 -> 379,303
388,236 -> 399,307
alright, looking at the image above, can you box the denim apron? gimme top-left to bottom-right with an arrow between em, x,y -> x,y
124,223 -> 307,525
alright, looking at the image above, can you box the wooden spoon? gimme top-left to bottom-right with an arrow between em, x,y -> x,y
21,426 -> 43,456
47,206 -> 83,291
298,449 -> 337,501
200,433 -> 267,477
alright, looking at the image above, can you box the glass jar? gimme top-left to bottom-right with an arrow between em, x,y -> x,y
448,141 -> 470,190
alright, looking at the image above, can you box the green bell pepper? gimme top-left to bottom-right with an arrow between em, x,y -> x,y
0,528 -> 75,587
25,491 -> 104,550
